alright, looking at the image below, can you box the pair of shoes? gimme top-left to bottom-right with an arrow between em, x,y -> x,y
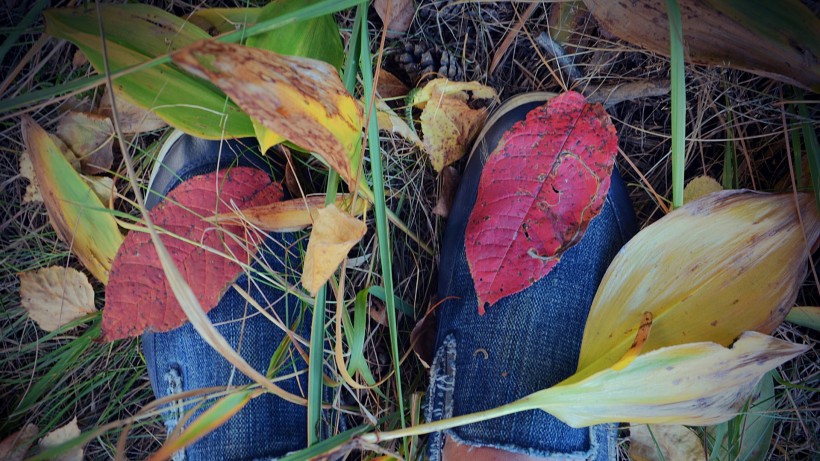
142,93 -> 636,460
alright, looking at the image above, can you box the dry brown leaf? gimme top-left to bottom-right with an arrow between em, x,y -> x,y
375,99 -> 423,148
683,175 -> 723,204
301,204 -> 367,296
432,166 -> 460,218
172,41 -> 364,188
376,69 -> 409,98
19,150 -> 41,203
0,424 -> 38,461
629,424 -> 706,461
19,267 -> 96,332
98,87 -> 168,135
38,417 -> 83,461
584,80 -> 670,108
82,175 -> 115,206
374,0 -> 415,37
55,111 -> 114,175
413,79 -> 497,172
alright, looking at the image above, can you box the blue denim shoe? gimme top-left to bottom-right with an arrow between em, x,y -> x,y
142,133 -> 311,460
426,93 -> 638,460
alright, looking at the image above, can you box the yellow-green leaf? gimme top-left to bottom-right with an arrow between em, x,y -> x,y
785,306 -> 820,331
301,204 -> 367,296
187,8 -> 261,35
21,116 -> 123,284
629,424 -> 705,461
44,4 -> 254,139
683,175 -> 722,203
574,191 -> 820,381
520,332 -> 807,427
172,41 -> 364,188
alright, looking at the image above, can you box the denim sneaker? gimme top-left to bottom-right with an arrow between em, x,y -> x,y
142,133 -> 312,460
425,93 -> 638,460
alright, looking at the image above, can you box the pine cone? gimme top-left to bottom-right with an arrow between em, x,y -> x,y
396,41 -> 463,84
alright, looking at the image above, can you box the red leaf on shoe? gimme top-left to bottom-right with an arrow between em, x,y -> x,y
465,91 -> 617,313
101,168 -> 283,341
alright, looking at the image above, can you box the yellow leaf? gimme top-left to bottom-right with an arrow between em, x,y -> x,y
520,332 -> 807,427
301,204 -> 367,296
21,116 -> 124,284
629,425 -> 706,461
574,191 -> 820,381
209,193 -> 369,232
19,267 -> 96,332
412,78 -> 498,172
39,417 -> 83,461
172,41 -> 364,188
611,311 -> 652,371
375,99 -> 423,148
683,175 -> 722,203
19,150 -> 41,203
55,111 -> 114,174
81,175 -> 115,206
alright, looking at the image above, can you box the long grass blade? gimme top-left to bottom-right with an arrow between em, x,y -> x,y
666,0 -> 686,209
359,14 -> 406,430
0,0 -> 47,64
796,92 -> 820,213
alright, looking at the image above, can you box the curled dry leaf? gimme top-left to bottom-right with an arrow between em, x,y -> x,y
376,69 -> 409,98
209,193 -> 369,232
411,79 -> 498,172
173,41 -> 364,188
375,99 -> 423,148
576,191 -> 820,380
98,87 -> 167,135
102,168 -> 283,341
301,204 -> 367,296
39,417 -> 83,461
374,0 -> 416,37
629,425 -> 705,461
683,175 -> 723,204
55,111 -> 114,175
19,267 -> 96,332
0,423 -> 38,461
432,166 -> 460,218
465,91 -> 617,311
524,332 -> 808,427
21,116 -> 123,284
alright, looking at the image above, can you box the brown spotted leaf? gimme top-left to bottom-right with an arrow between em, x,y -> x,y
465,91 -> 617,312
101,168 -> 283,341
172,41 -> 364,188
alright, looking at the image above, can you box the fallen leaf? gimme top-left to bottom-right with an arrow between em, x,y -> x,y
0,423 -> 38,461
523,331 -> 808,427
98,86 -> 167,135
786,306 -> 820,331
39,417 -> 82,461
82,175 -> 114,206
19,150 -> 41,203
209,193 -> 368,232
465,91 -> 617,311
410,308 -> 438,368
173,41 -> 364,188
376,69 -> 409,98
101,168 -> 283,341
584,0 -> 820,91
374,0 -> 415,37
629,425 -> 706,461
301,204 -> 367,296
19,267 -> 96,332
55,111 -> 114,175
45,4 -> 255,139
432,166 -> 460,218
21,116 -> 123,284
707,372 -> 776,461
411,79 -> 498,172
683,175 -> 723,204
576,191 -> 820,381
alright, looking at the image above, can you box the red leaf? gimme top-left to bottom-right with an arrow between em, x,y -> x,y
101,168 -> 283,341
465,91 -> 617,313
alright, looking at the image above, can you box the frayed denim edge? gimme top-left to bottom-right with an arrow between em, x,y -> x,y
425,334 -> 614,461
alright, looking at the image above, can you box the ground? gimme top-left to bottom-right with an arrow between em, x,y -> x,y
0,1 -> 818,460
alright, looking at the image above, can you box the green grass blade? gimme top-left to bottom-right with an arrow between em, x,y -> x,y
666,0 -> 686,208
359,15 -> 406,430
722,95 -> 736,189
796,93 -> 820,213
0,0 -> 47,64
306,4 -> 364,446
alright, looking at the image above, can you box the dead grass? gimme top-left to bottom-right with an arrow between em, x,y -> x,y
0,1 -> 817,460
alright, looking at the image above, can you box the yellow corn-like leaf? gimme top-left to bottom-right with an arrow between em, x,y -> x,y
44,5 -> 254,139
21,116 -> 123,284
574,191 -> 820,382
172,41 -> 364,188
208,193 -> 369,232
187,8 -> 261,34
519,332 -> 807,427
